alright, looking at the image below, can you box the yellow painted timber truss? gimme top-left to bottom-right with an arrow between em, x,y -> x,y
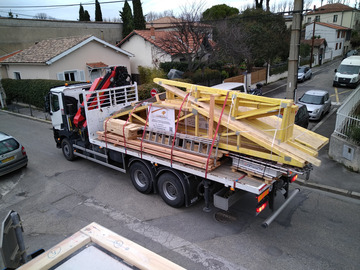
111,78 -> 328,168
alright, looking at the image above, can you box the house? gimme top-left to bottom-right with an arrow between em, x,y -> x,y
118,27 -> 214,78
304,3 -> 360,30
0,35 -> 133,82
301,38 -> 327,65
305,22 -> 351,59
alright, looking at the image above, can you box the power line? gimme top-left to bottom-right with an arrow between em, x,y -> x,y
0,1 -> 129,9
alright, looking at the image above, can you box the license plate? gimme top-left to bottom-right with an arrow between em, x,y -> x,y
1,156 -> 15,164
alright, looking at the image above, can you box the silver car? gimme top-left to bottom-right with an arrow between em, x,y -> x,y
298,90 -> 331,120
0,132 -> 28,176
298,66 -> 312,82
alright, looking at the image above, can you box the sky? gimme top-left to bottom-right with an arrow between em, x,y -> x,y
0,0 -> 358,21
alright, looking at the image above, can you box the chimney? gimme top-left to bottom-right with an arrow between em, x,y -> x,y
150,25 -> 155,40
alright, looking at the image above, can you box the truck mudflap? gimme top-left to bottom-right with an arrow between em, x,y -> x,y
261,188 -> 300,228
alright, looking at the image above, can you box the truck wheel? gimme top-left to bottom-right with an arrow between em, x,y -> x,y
158,172 -> 185,208
129,162 -> 153,194
61,138 -> 75,161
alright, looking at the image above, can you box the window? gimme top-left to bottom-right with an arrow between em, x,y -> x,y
333,15 -> 338,22
335,43 -> 338,50
337,31 -> 340,38
64,71 -> 76,81
307,17 -> 311,23
50,94 -> 60,112
315,16 -> 320,22
339,43 -> 342,50
14,72 -> 21,80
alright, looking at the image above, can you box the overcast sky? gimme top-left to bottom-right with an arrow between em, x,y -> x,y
0,1 -> 357,21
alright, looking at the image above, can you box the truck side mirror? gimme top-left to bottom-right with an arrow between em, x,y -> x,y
334,69 -> 337,72
44,93 -> 51,113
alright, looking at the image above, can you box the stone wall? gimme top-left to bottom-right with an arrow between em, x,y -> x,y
0,18 -> 123,56
329,134 -> 360,172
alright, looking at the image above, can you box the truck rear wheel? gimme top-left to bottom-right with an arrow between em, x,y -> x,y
158,172 -> 185,208
61,138 -> 75,161
129,162 -> 153,194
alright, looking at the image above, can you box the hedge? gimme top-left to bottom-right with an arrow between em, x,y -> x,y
2,79 -> 79,109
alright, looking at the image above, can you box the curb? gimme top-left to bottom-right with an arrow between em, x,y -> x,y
296,178 -> 360,200
0,109 -> 51,124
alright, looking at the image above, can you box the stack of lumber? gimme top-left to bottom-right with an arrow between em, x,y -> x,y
151,78 -> 329,169
98,119 -> 223,171
103,118 -> 142,139
97,79 -> 329,170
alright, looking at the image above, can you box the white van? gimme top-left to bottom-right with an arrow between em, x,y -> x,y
333,56 -> 360,88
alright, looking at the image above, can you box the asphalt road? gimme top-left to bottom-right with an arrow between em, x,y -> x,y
1,108 -> 360,269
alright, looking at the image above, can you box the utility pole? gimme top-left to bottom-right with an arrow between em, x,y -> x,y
285,0 -> 303,100
309,8 -> 316,68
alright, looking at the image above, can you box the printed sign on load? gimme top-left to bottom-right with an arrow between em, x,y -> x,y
148,106 -> 175,133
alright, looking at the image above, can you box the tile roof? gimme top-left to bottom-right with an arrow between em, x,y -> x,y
315,22 -> 350,30
308,3 -> 355,15
118,29 -> 214,56
86,62 -> 108,68
301,38 -> 327,47
1,35 -> 92,64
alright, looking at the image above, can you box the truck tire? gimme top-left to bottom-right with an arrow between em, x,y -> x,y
158,172 -> 185,208
61,138 -> 75,161
129,162 -> 153,194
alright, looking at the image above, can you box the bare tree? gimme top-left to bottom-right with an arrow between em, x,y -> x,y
145,10 -> 174,22
34,13 -> 49,19
157,2 -> 212,72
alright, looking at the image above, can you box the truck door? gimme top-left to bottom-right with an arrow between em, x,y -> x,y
49,92 -> 64,131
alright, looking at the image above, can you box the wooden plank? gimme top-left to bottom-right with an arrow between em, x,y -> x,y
97,132 -> 219,170
209,95 -> 214,139
18,232 -> 90,270
82,223 -> 185,270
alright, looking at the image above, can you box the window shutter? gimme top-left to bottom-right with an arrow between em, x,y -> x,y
57,72 -> 65,81
79,70 -> 85,82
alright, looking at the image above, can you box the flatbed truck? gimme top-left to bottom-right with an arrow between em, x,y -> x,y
45,66 -> 304,227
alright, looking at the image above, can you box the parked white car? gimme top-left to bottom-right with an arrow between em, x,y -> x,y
297,90 -> 331,120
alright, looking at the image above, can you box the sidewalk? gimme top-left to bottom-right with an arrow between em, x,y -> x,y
1,93 -> 359,200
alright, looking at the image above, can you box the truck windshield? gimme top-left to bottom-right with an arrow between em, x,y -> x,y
337,64 -> 360,75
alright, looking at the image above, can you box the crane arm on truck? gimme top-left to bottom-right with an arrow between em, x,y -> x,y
73,66 -> 132,129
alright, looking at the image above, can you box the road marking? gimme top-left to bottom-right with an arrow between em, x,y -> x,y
83,198 -> 243,270
334,88 -> 339,104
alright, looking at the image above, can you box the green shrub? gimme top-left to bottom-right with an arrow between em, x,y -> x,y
2,79 -> 78,109
138,66 -> 166,85
184,68 -> 222,85
137,83 -> 165,100
349,125 -> 360,145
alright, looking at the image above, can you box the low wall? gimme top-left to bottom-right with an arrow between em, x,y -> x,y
329,133 -> 360,172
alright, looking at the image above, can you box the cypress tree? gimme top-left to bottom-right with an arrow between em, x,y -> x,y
95,0 -> 103,21
133,0 -> 146,30
84,10 -> 90,21
120,0 -> 134,37
79,4 -> 85,21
